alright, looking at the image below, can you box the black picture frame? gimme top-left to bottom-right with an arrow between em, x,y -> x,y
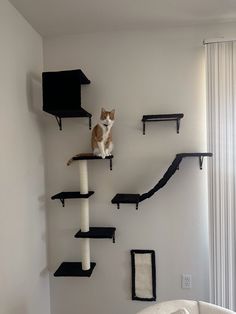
131,249 -> 156,301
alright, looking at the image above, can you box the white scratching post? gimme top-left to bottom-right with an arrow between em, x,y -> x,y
78,160 -> 90,271
79,160 -> 88,195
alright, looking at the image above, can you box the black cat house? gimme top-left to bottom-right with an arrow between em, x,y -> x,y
42,69 -> 92,130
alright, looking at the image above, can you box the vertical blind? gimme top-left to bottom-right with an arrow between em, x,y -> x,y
206,41 -> 236,310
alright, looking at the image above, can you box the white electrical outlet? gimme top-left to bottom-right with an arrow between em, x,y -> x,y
181,274 -> 192,289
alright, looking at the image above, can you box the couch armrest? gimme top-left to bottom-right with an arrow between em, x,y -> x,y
137,300 -> 199,314
199,301 -> 236,314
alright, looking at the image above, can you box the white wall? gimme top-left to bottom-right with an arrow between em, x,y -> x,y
43,23 -> 236,314
0,1 -> 50,314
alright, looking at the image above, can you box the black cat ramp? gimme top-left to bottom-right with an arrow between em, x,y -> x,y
111,152 -> 213,209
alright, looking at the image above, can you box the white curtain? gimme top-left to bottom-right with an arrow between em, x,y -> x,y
206,41 -> 236,310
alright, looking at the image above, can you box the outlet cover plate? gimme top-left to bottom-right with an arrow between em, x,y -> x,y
181,274 -> 192,289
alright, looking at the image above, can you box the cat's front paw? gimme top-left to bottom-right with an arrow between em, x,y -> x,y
105,150 -> 112,157
98,153 -> 106,159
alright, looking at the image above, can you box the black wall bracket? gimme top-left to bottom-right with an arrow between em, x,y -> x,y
199,156 -> 204,170
60,198 -> 65,207
55,116 -> 62,131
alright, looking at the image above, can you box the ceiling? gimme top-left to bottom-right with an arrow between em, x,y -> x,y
9,0 -> 236,37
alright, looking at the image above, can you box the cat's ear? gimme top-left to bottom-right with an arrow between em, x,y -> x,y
100,108 -> 105,120
110,109 -> 115,119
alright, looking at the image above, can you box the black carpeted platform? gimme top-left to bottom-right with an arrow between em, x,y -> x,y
75,227 -> 116,243
54,262 -> 96,277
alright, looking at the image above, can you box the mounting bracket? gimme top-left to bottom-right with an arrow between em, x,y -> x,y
60,198 -> 65,207
143,122 -> 146,135
176,118 -> 181,134
199,156 -> 204,170
55,116 -> 62,131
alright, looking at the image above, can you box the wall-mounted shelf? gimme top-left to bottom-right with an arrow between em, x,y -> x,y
50,108 -> 92,131
54,262 -> 96,277
142,113 -> 184,135
75,227 -> 116,243
111,152 -> 212,210
70,154 -> 113,170
112,194 -> 140,210
42,69 -> 92,130
51,191 -> 94,207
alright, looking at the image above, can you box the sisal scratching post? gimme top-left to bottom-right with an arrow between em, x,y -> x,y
78,160 -> 90,271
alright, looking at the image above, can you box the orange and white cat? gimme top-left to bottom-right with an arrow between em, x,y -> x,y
67,108 -> 115,165
92,108 -> 115,159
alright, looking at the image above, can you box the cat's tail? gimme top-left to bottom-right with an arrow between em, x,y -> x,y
67,153 -> 94,166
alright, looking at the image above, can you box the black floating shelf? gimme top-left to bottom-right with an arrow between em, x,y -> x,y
72,155 -> 113,161
51,191 -> 94,207
42,69 -> 92,130
75,227 -> 116,243
72,154 -> 114,170
112,194 -> 140,210
54,262 -> 96,277
111,152 -> 212,209
142,113 -> 184,135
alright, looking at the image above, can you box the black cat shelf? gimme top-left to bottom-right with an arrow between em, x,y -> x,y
111,152 -> 213,209
42,69 -> 92,130
142,113 -> 184,135
70,154 -> 113,170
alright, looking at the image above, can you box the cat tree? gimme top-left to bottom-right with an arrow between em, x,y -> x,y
52,154 -> 115,276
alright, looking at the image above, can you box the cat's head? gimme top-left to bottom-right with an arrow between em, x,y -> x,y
100,108 -> 115,126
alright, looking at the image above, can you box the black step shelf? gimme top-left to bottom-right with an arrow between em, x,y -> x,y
111,152 -> 212,209
71,154 -> 114,170
142,113 -> 184,135
75,227 -> 116,243
112,194 -> 140,210
51,191 -> 94,207
42,69 -> 92,130
54,262 -> 96,277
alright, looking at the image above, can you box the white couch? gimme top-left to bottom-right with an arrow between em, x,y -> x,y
136,300 -> 235,314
